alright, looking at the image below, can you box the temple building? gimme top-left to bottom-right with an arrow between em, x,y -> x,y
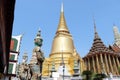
8,35 -> 22,79
42,4 -> 84,77
83,22 -> 120,75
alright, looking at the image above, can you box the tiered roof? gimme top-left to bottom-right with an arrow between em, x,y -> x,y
86,22 -> 114,57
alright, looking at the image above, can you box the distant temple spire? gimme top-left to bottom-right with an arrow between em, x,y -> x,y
22,52 -> 28,63
113,25 -> 120,47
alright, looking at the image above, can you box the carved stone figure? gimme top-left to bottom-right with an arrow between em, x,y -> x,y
17,53 -> 32,80
19,64 -> 32,80
17,30 -> 45,80
36,50 -> 44,62
29,30 -> 44,80
30,64 -> 42,80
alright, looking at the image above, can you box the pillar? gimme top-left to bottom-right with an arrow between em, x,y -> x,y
92,56 -> 96,72
100,54 -> 105,73
116,56 -> 120,67
104,54 -> 109,74
108,55 -> 113,74
113,56 -> 119,75
96,54 -> 100,73
85,58 -> 88,70
88,58 -> 90,71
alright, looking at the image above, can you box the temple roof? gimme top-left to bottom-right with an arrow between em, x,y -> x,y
87,22 -> 114,56
109,43 -> 120,53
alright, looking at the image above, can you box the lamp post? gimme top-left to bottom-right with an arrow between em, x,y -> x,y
61,49 -> 65,80
50,61 -> 56,78
63,64 -> 65,80
48,63 -> 50,77
61,44 -> 65,80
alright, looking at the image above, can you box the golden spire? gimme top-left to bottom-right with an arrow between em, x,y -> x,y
50,3 -> 75,55
57,3 -> 69,33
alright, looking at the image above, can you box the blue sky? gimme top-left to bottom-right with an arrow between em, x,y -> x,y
12,0 -> 120,62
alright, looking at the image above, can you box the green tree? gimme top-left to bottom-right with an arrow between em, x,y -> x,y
93,73 -> 107,80
118,66 -> 120,74
82,70 -> 92,80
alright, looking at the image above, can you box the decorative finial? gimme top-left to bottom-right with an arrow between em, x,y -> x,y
93,16 -> 97,33
113,23 -> 116,26
61,3 -> 64,12
37,27 -> 41,36
93,17 -> 99,39
57,3 -> 69,33
38,27 -> 41,32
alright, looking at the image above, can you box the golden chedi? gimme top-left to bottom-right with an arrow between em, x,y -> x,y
42,4 -> 84,76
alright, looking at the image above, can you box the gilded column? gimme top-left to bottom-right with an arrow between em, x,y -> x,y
96,54 -> 100,73
92,56 -> 96,72
113,56 -> 119,75
104,54 -> 109,74
108,55 -> 113,74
